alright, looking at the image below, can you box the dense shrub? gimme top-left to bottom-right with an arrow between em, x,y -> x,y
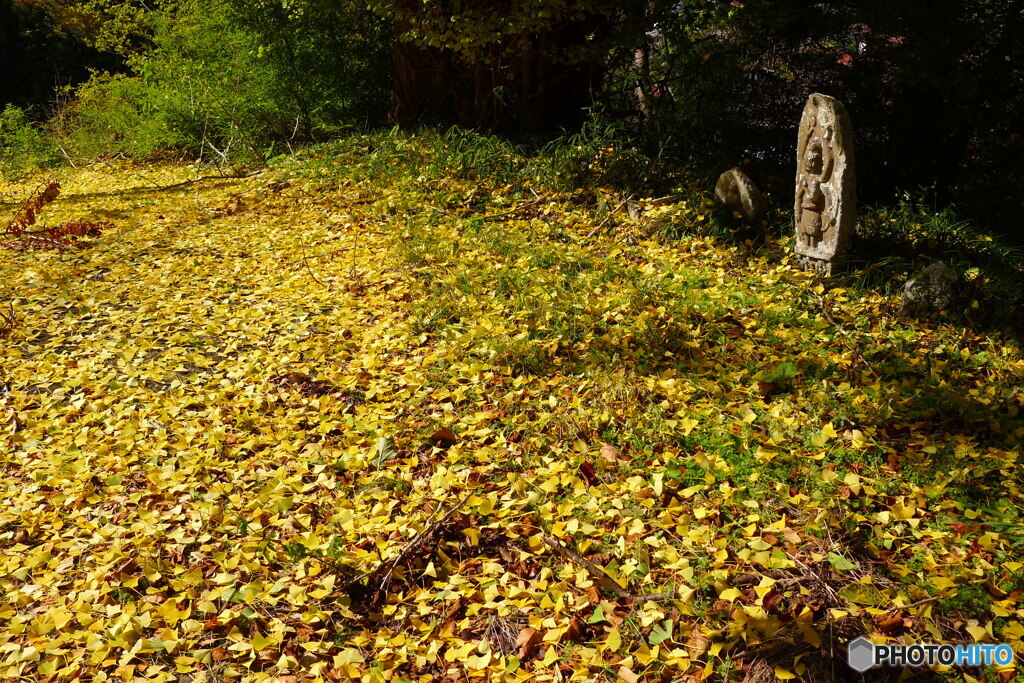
0,106 -> 58,178
58,0 -> 392,165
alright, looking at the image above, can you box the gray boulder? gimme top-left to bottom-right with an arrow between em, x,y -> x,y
715,167 -> 766,224
900,261 -> 960,316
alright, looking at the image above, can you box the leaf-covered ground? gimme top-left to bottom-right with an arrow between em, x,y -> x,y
2,138 -> 1024,682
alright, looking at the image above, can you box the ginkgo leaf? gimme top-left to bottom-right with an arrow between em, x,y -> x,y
587,604 -> 607,624
774,665 -> 798,679
617,665 -> 640,682
718,587 -> 742,602
666,461 -> 683,479
649,619 -> 674,645
965,624 -> 991,642
371,436 -> 397,468
828,553 -> 858,571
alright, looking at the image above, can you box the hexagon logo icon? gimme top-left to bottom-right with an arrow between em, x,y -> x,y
847,637 -> 876,673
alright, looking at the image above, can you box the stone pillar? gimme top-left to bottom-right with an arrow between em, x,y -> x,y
794,93 -> 856,274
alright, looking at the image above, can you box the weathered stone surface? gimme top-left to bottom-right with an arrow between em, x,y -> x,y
794,93 -> 856,274
900,261 -> 960,316
715,167 -> 765,224
626,199 -> 642,221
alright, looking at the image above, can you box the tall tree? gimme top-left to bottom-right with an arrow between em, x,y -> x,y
0,0 -> 133,111
369,0 -> 652,132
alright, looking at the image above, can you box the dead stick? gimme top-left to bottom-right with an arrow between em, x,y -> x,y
299,234 -> 329,289
885,596 -> 940,612
368,493 -> 473,591
57,145 -> 78,168
285,245 -> 357,265
0,301 -> 15,336
541,533 -> 675,602
480,198 -> 543,222
586,194 -> 633,238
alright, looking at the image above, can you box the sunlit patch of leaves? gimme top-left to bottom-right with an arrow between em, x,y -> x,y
0,139 -> 1022,681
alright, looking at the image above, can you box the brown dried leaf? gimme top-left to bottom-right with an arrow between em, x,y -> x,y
429,427 -> 458,447
686,623 -> 710,657
617,665 -> 640,682
515,627 -> 541,660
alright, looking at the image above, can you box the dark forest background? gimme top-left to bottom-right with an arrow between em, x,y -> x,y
2,0 -> 1022,237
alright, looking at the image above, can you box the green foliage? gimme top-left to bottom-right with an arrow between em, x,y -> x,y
61,73 -> 190,159
427,127 -> 526,184
71,0 -> 178,56
850,189 -> 1024,328
58,0 -> 391,164
761,362 -> 798,392
222,0 -> 392,134
941,583 -> 993,617
537,122 -> 656,193
327,124 -> 660,201
648,189 -> 738,242
368,0 -> 620,61
981,502 -> 1024,552
419,123 -> 658,195
858,191 -> 1011,261
0,106 -> 59,178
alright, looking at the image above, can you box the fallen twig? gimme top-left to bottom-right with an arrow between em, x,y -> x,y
646,195 -> 679,206
0,301 -> 15,337
885,596 -> 940,612
349,493 -> 473,606
299,234 -> 329,289
541,533 -> 675,602
586,194 -> 633,238
56,145 -> 78,168
817,293 -> 845,331
285,245 -> 357,265
480,198 -> 543,222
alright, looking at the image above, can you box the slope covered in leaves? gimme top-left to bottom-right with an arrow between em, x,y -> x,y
1,137 -> 1023,682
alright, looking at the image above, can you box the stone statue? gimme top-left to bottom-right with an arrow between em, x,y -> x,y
794,94 -> 856,274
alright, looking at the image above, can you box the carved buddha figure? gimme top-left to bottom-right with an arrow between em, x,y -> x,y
793,93 -> 855,274
797,135 -> 833,249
